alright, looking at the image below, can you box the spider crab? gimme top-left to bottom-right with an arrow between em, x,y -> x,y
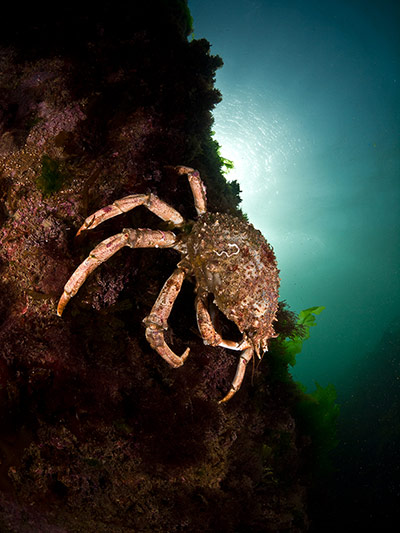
57,166 -> 280,402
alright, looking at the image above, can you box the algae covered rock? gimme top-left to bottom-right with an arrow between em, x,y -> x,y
0,2 -> 311,531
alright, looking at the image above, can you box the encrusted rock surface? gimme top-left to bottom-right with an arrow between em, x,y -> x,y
0,2 -> 311,531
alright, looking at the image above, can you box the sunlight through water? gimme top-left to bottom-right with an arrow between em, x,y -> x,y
191,0 -> 400,392
211,84 -> 327,279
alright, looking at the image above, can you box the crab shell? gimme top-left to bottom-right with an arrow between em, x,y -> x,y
183,212 -> 280,356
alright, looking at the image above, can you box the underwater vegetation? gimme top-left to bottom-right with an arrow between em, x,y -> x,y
289,308 -> 339,473
269,305 -> 339,475
294,382 -> 339,474
211,133 -> 235,175
36,154 -> 66,196
281,306 -> 326,368
0,1 -> 338,531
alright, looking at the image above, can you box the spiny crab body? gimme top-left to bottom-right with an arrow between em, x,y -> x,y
57,167 -> 280,402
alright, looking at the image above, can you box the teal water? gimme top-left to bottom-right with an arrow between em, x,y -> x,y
189,0 -> 399,529
189,0 -> 399,391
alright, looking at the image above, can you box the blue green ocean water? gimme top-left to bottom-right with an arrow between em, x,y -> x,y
189,0 -> 399,529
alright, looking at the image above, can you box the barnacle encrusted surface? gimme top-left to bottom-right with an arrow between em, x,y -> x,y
187,212 -> 280,342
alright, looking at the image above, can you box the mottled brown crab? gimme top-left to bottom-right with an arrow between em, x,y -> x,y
57,166 -> 280,402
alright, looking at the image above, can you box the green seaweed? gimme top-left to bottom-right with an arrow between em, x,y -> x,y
295,381 -> 340,473
282,306 -> 325,367
269,304 -> 339,473
285,307 -> 339,472
210,132 -> 234,175
36,154 -> 66,196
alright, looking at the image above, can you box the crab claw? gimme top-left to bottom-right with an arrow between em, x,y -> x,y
142,267 -> 191,368
144,323 -> 190,368
219,347 -> 254,404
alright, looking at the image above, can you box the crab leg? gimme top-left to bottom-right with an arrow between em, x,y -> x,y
57,229 -> 177,316
143,268 -> 190,368
219,347 -> 254,404
195,296 -> 251,351
76,193 -> 185,235
175,166 -> 207,215
195,296 -> 254,402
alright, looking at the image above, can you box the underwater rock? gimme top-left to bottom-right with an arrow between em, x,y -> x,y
0,2 -> 311,531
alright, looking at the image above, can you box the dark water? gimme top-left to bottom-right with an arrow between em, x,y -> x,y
189,0 -> 400,529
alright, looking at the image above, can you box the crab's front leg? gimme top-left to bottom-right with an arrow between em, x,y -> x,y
195,296 -> 253,402
143,268 -> 190,368
76,193 -> 185,235
57,229 -> 177,316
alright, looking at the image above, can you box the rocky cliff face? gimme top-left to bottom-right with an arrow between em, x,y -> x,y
0,2 -> 310,531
